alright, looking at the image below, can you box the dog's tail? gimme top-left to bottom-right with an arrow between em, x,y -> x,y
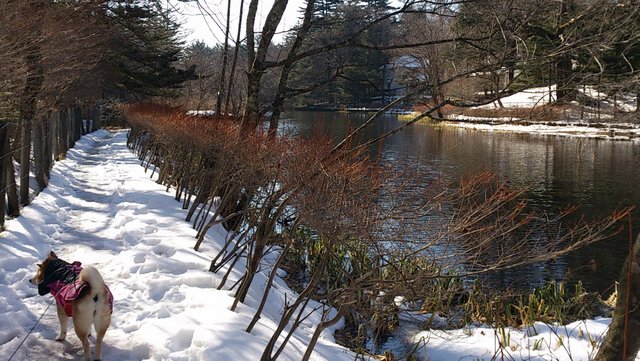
78,266 -> 113,313
78,266 -> 105,292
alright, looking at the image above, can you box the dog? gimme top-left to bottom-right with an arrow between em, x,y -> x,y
29,251 -> 113,361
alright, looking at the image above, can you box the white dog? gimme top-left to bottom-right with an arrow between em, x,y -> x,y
30,251 -> 113,361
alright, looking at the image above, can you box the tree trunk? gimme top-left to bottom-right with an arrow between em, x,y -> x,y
52,110 -> 60,161
19,52 -> 42,205
60,108 -> 69,155
17,12 -> 45,206
241,0 -> 260,132
594,234 -> 640,361
186,171 -> 212,223
223,0 -> 245,115
555,54 -> 576,102
67,106 -> 74,149
43,112 -> 52,178
72,106 -> 82,146
246,242 -> 290,333
241,0 -> 289,134
18,114 -> 32,207
267,0 -> 315,137
554,1 -> 576,103
93,105 -> 102,131
232,229 -> 267,307
32,116 -> 47,192
301,308 -> 345,361
5,149 -> 19,218
260,253 -> 329,361
242,72 -> 263,133
215,0 -> 232,116
0,122 -> 8,230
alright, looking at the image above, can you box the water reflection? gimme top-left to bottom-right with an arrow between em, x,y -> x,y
281,110 -> 640,294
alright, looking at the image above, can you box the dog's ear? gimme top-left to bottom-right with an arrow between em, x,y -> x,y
49,251 -> 58,259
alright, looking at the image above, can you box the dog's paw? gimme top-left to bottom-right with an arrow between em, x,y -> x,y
55,332 -> 67,341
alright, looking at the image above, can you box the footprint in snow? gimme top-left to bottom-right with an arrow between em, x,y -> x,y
151,244 -> 175,257
143,238 -> 161,246
129,263 -> 157,275
166,328 -> 194,352
133,253 -> 146,264
147,280 -> 167,301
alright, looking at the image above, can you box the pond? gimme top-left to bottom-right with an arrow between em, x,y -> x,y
280,110 -> 640,295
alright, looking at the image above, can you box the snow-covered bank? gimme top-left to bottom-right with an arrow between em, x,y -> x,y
415,319 -> 624,361
478,85 -> 638,112
441,118 -> 640,141
439,85 -> 640,140
0,130 -> 352,361
478,86 -> 559,109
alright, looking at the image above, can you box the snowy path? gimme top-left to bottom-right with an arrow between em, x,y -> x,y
0,130 -> 352,361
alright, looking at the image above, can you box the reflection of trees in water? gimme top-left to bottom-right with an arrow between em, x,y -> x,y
284,111 -> 640,293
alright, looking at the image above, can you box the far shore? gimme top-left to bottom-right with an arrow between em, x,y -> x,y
436,116 -> 640,141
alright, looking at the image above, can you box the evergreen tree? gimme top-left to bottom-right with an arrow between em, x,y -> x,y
366,0 -> 390,11
590,1 -> 640,98
289,1 -> 389,108
314,0 -> 342,19
101,1 -> 196,98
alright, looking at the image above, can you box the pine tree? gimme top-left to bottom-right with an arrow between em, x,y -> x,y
289,1 -> 389,108
367,0 -> 390,11
101,1 -> 196,98
314,0 -> 342,19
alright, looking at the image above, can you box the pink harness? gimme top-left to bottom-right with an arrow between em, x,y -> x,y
44,261 -> 113,317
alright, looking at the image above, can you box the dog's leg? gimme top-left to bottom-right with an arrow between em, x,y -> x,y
93,301 -> 111,361
73,302 -> 94,361
55,303 -> 68,341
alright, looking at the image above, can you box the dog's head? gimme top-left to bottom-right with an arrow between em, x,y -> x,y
29,251 -> 58,286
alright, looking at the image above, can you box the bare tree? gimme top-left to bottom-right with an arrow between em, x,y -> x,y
595,233 -> 640,361
241,0 -> 290,131
215,0 -> 232,115
224,0 -> 245,115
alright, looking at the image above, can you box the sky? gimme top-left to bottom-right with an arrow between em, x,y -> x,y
168,0 -> 307,46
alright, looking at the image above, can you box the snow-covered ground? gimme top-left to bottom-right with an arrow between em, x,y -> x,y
477,85 -> 638,112
413,319 -> 625,361
443,86 -> 640,140
0,129 -> 637,361
478,86 -> 558,109
0,130 -> 352,361
442,118 -> 640,141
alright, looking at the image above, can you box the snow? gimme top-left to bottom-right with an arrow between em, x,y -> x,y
415,319 -> 620,361
443,86 -> 640,140
0,129 -> 636,361
478,86 -> 558,108
477,85 -> 638,111
0,130 -> 353,361
442,118 -> 640,141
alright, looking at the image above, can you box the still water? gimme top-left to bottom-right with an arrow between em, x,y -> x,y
281,110 -> 640,295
